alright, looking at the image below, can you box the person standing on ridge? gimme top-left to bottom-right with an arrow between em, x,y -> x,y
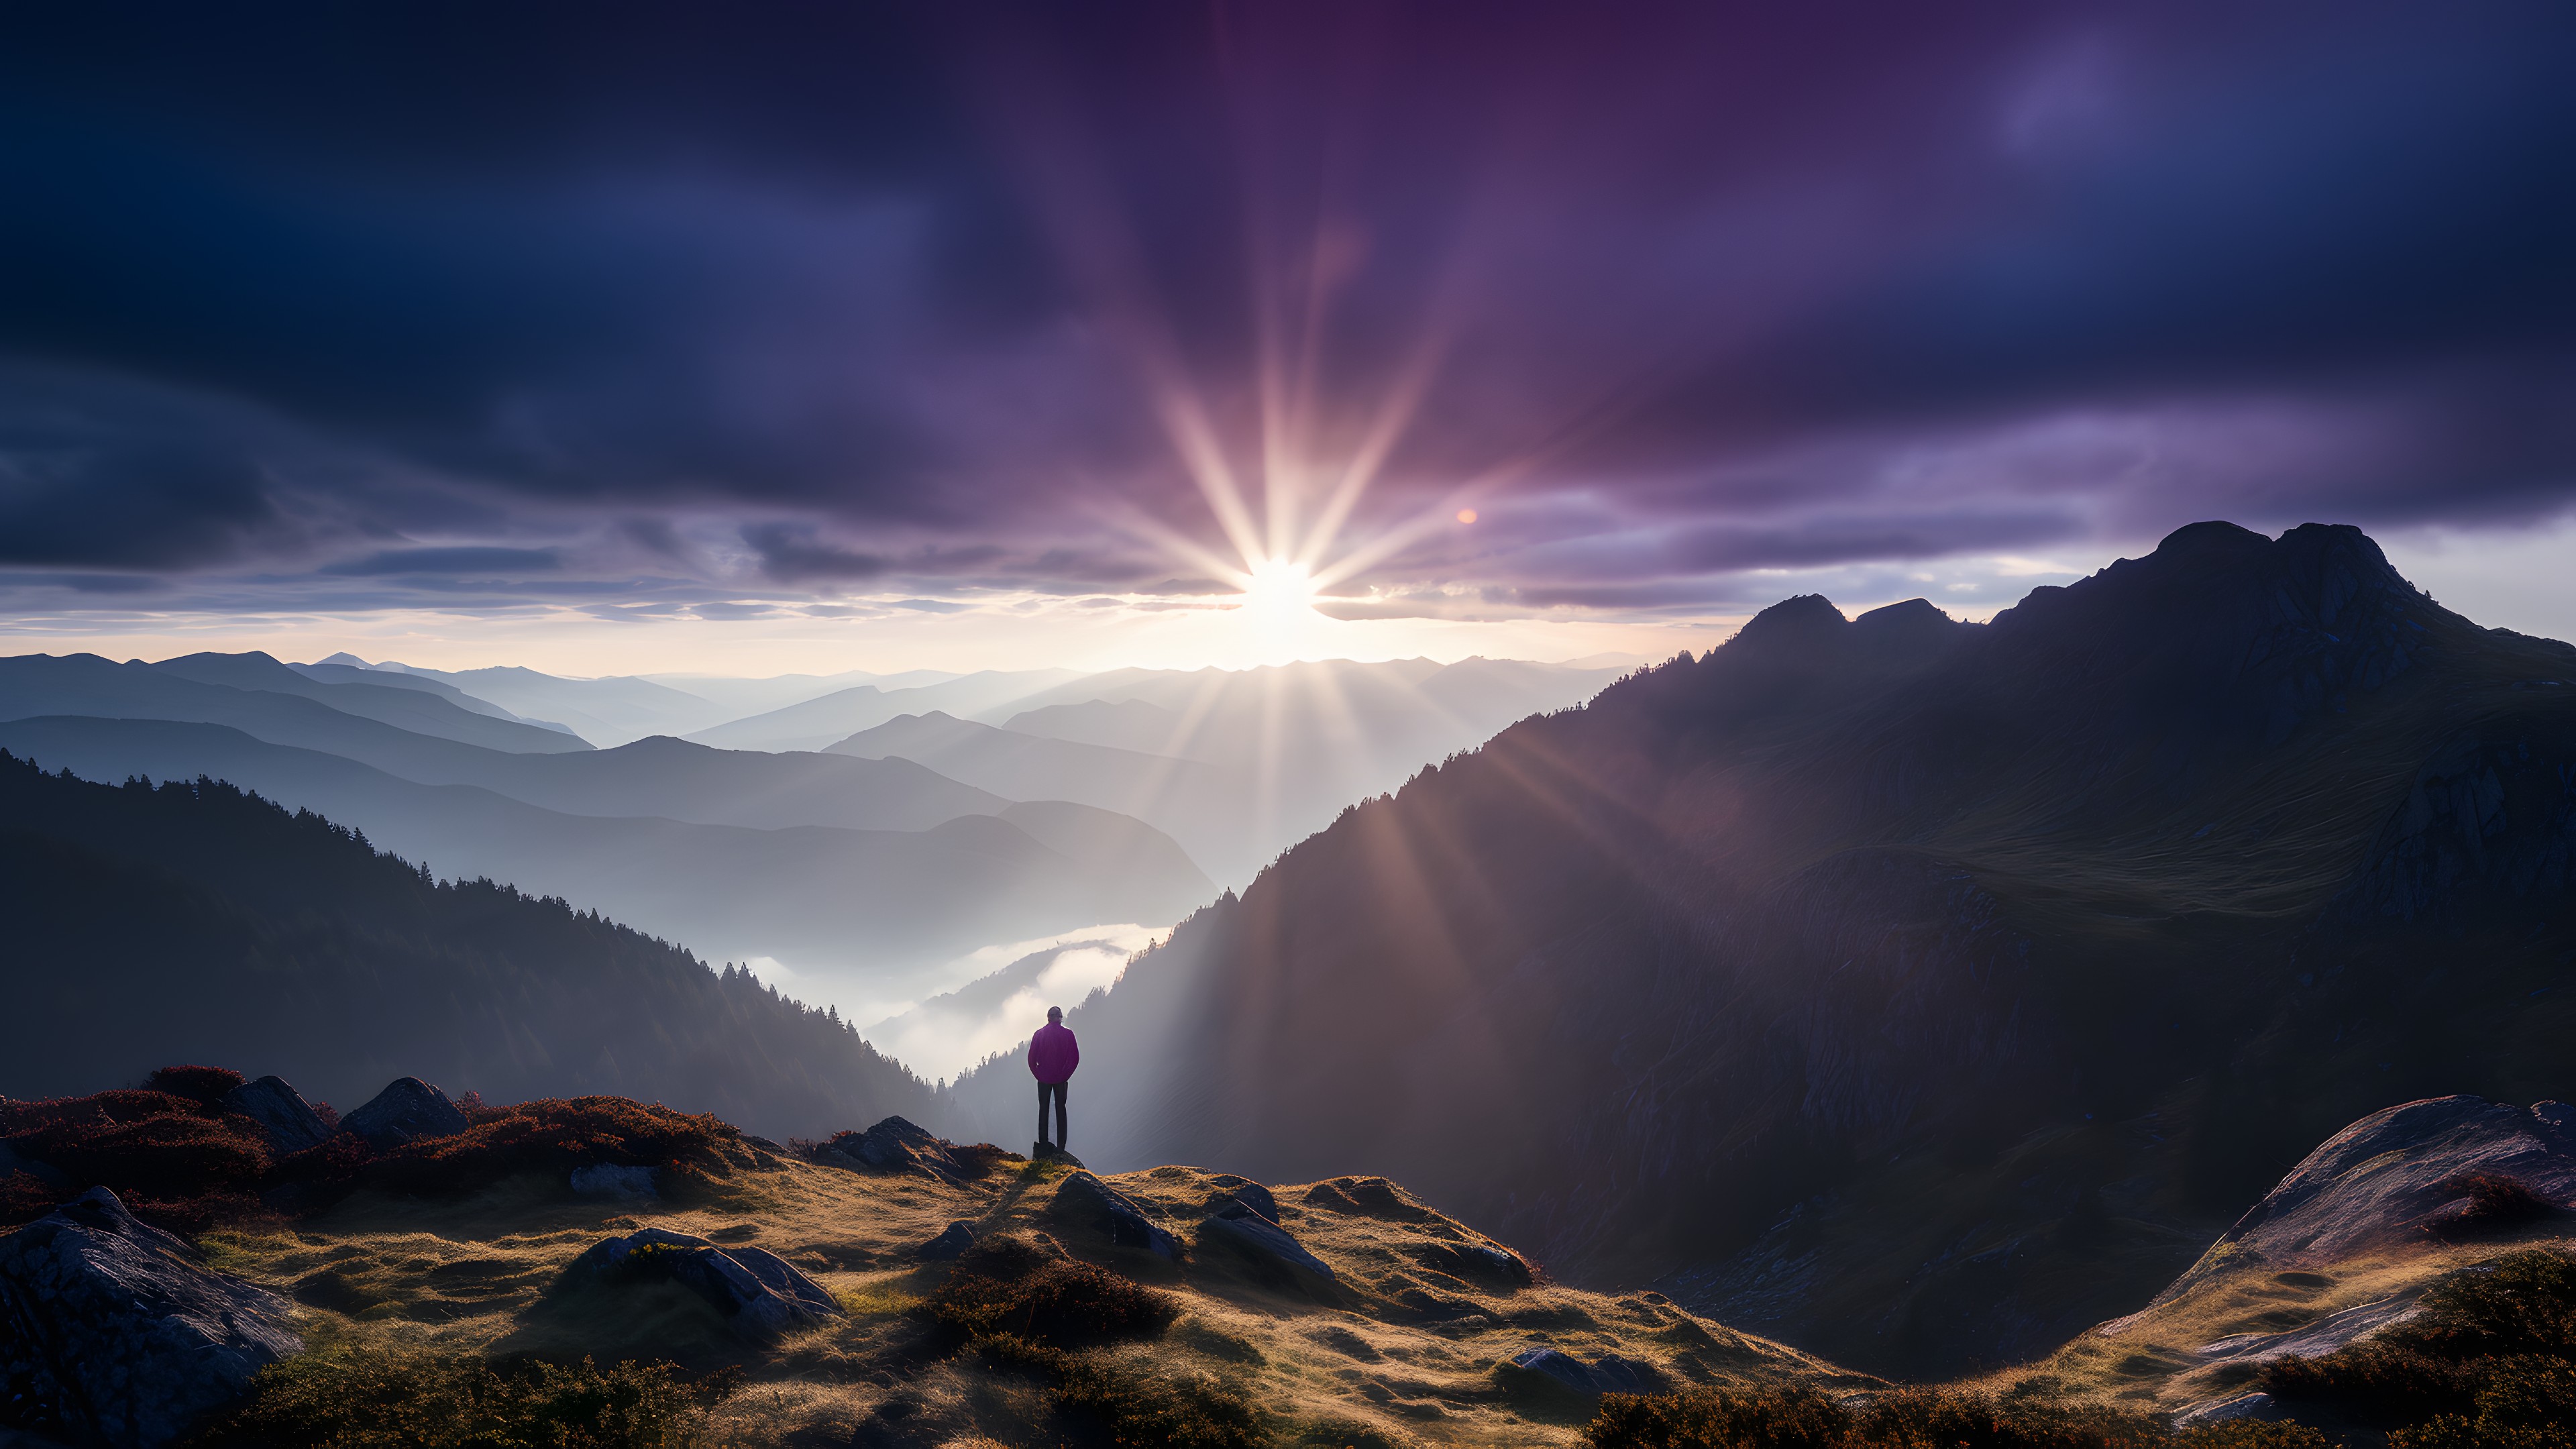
1029,1006 -> 1079,1154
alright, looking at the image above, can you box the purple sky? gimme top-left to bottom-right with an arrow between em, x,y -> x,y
1,3 -> 2570,670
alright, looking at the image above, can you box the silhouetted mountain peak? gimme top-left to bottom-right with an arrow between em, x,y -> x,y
1729,593 -> 1849,651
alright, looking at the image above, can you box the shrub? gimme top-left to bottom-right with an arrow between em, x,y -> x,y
2262,1340 -> 2480,1422
975,1336 -> 1263,1449
1858,1387 -> 2184,1449
1585,1384 -> 1849,1449
2266,1250 -> 2576,1431
1055,1352 -> 1264,1449
2174,1426 -> 2333,1449
1582,1386 -> 2288,1449
924,1238 -> 1179,1350
0,1086 -> 274,1232
2422,1173 -> 2557,1238
360,1097 -> 741,1200
143,1065 -> 248,1106
2386,1354 -> 2576,1449
186,1350 -> 714,1448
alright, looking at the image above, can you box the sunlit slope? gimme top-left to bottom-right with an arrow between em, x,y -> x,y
947,521 -> 2576,1379
166,1114 -> 1867,1447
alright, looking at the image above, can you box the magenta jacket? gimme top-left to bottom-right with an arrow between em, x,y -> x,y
1028,1022 -> 1079,1084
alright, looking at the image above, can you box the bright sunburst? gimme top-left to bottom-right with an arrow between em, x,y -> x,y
1238,557 -> 1320,618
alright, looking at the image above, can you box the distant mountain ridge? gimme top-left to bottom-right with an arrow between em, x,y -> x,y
946,521 -> 2576,1379
0,716 -> 1213,1004
0,751 -> 931,1138
0,651 -> 592,757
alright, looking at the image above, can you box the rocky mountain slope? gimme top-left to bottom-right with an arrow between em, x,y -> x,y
946,521 -> 2576,1379
2023,1093 -> 2576,1434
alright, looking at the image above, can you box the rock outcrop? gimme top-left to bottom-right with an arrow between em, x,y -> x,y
0,1187 -> 301,1447
2202,1095 -> 2574,1273
217,1075 -> 331,1155
814,1116 -> 971,1187
1047,1171 -> 1178,1259
568,1163 -> 659,1201
1503,1346 -> 1664,1397
918,1222 -> 977,1260
551,1227 -> 840,1339
338,1077 -> 468,1150
1200,1198 -> 1336,1287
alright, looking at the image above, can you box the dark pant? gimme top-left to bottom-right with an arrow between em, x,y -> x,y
1036,1081 -> 1069,1148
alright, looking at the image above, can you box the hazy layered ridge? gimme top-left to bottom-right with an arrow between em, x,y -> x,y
0,753 -> 931,1137
833,659 -> 1627,885
0,717 -> 1210,1014
0,652 -> 595,757
945,522 -> 2576,1379
686,669 -> 1088,753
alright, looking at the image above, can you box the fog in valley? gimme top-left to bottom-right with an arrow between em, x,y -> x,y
0,648 -> 1625,1075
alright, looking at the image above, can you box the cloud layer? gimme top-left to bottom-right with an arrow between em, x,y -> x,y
0,2 -> 2569,633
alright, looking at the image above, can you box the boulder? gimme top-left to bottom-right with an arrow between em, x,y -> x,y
569,1163 -> 659,1201
1503,1347 -> 1664,1397
1200,1201 -> 1335,1285
2174,1391 -> 2282,1428
816,1117 -> 970,1187
1207,1179 -> 1279,1223
219,1075 -> 331,1155
552,1227 -> 839,1339
1046,1171 -> 1179,1259
0,1187 -> 302,1448
918,1222 -> 978,1260
1032,1142 -> 1085,1169
2206,1095 -> 2576,1269
338,1077 -> 468,1150
1418,1240 -> 1534,1285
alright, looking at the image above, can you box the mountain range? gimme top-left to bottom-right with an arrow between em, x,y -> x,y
0,750 -> 931,1136
945,521 -> 2576,1379
830,658 -> 1627,883
0,644 -> 1621,1049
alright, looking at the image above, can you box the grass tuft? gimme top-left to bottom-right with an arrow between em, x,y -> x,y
923,1236 -> 1179,1350
183,1350 -> 727,1448
1582,1385 -> 2334,1449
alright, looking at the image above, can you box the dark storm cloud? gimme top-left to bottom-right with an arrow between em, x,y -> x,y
739,523 -> 888,584
323,547 -> 561,577
0,1 -> 2567,612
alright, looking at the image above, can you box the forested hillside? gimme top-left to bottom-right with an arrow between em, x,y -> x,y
0,753 -> 930,1138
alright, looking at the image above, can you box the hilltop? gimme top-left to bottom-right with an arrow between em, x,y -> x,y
0,1072 -> 1868,1448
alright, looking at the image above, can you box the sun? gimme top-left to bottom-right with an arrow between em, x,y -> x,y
1240,557 -> 1321,619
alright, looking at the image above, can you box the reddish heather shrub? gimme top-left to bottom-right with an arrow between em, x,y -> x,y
258,1134 -> 376,1216
923,1236 -> 1178,1349
141,1065 -> 248,1105
0,1085 -> 274,1231
0,1171 -> 56,1224
360,1096 -> 740,1199
2422,1173 -> 2557,1237
452,1091 -> 507,1124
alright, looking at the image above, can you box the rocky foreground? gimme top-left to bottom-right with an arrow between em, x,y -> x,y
0,1069 -> 1864,1448
8,1071 -> 2576,1448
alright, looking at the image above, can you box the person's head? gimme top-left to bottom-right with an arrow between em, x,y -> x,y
1047,1006 -> 1063,1024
